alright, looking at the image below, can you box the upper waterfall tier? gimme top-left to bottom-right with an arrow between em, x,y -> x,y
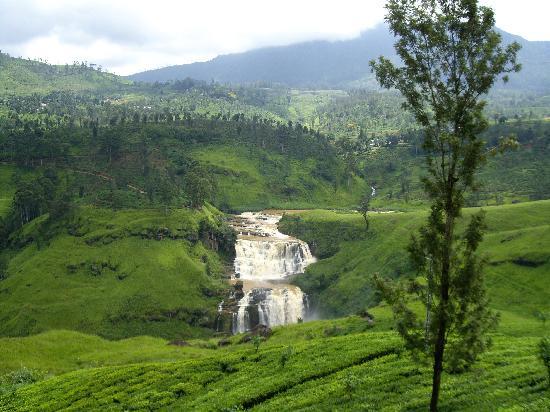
232,212 -> 315,280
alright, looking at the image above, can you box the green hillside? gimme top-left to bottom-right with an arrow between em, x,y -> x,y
1,201 -> 548,410
0,205 -> 234,339
280,200 -> 550,321
0,53 -> 130,96
0,316 -> 548,410
191,144 -> 366,211
0,28 -> 549,412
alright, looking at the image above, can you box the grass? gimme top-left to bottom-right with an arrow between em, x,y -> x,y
279,200 -> 550,322
0,201 -> 548,410
191,144 -> 367,211
0,205 -> 231,339
0,330 -> 211,376
0,53 -> 130,96
0,316 -> 548,411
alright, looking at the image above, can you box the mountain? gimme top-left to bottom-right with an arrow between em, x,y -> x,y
128,25 -> 550,91
128,25 -> 394,88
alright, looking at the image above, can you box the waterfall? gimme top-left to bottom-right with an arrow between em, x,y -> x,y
221,212 -> 314,334
233,286 -> 307,334
234,239 -> 313,280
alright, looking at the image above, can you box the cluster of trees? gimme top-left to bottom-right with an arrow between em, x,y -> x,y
0,52 -> 107,76
0,169 -> 72,247
0,106 -> 346,221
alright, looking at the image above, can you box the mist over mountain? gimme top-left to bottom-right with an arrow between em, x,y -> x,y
129,25 -> 550,91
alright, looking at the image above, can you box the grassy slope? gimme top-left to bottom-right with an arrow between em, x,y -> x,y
279,200 -> 550,324
0,54 -> 129,96
0,330 -> 212,376
191,144 -> 367,211
0,206 -> 229,339
0,317 -> 547,411
0,202 -> 548,410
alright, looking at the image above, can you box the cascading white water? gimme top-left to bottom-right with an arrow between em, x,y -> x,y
235,239 -> 313,280
233,285 -> 308,334
228,212 -> 314,333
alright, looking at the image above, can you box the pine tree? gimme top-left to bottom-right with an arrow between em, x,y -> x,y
370,1 -> 521,410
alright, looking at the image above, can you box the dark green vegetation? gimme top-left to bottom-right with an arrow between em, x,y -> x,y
372,1 -> 521,408
0,120 -> 361,213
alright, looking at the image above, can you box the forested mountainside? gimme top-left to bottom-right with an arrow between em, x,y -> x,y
129,25 -> 550,91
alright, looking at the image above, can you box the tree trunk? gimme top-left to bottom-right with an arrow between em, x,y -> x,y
430,316 -> 446,411
431,205 -> 453,411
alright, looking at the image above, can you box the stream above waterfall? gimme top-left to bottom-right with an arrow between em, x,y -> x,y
218,212 -> 315,334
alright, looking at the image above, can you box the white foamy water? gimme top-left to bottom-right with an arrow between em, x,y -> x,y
228,212 -> 314,333
233,212 -> 315,280
233,284 -> 308,334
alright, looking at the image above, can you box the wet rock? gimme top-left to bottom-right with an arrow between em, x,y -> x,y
168,340 -> 189,347
218,338 -> 231,347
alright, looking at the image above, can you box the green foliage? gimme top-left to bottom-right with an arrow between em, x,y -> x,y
534,310 -> 549,326
0,52 -> 130,96
371,0 -> 521,408
252,335 -> 263,353
280,201 -> 550,330
0,321 -> 548,411
539,337 -> 550,387
358,192 -> 371,231
279,345 -> 294,368
0,367 -> 42,397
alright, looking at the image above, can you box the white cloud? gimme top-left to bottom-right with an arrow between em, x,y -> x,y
0,0 -> 548,75
480,0 -> 550,41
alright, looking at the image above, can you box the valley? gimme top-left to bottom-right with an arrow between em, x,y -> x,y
1,2 -> 550,410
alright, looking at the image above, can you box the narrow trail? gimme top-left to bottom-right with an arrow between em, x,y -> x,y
69,169 -> 147,194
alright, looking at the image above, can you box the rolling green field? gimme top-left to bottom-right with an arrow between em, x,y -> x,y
0,201 -> 548,410
0,315 -> 548,410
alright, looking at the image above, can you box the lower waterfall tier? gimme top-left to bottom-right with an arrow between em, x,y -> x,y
233,284 -> 308,334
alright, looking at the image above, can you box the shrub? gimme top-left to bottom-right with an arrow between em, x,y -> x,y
252,335 -> 263,353
0,366 -> 42,395
342,372 -> 361,399
539,337 -> 550,387
279,346 -> 294,368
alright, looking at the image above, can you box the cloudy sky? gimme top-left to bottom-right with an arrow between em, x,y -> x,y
1,0 -> 549,75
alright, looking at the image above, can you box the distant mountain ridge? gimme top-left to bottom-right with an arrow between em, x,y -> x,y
128,25 -> 550,91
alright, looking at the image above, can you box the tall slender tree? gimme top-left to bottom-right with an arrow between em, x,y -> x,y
370,1 -> 520,410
